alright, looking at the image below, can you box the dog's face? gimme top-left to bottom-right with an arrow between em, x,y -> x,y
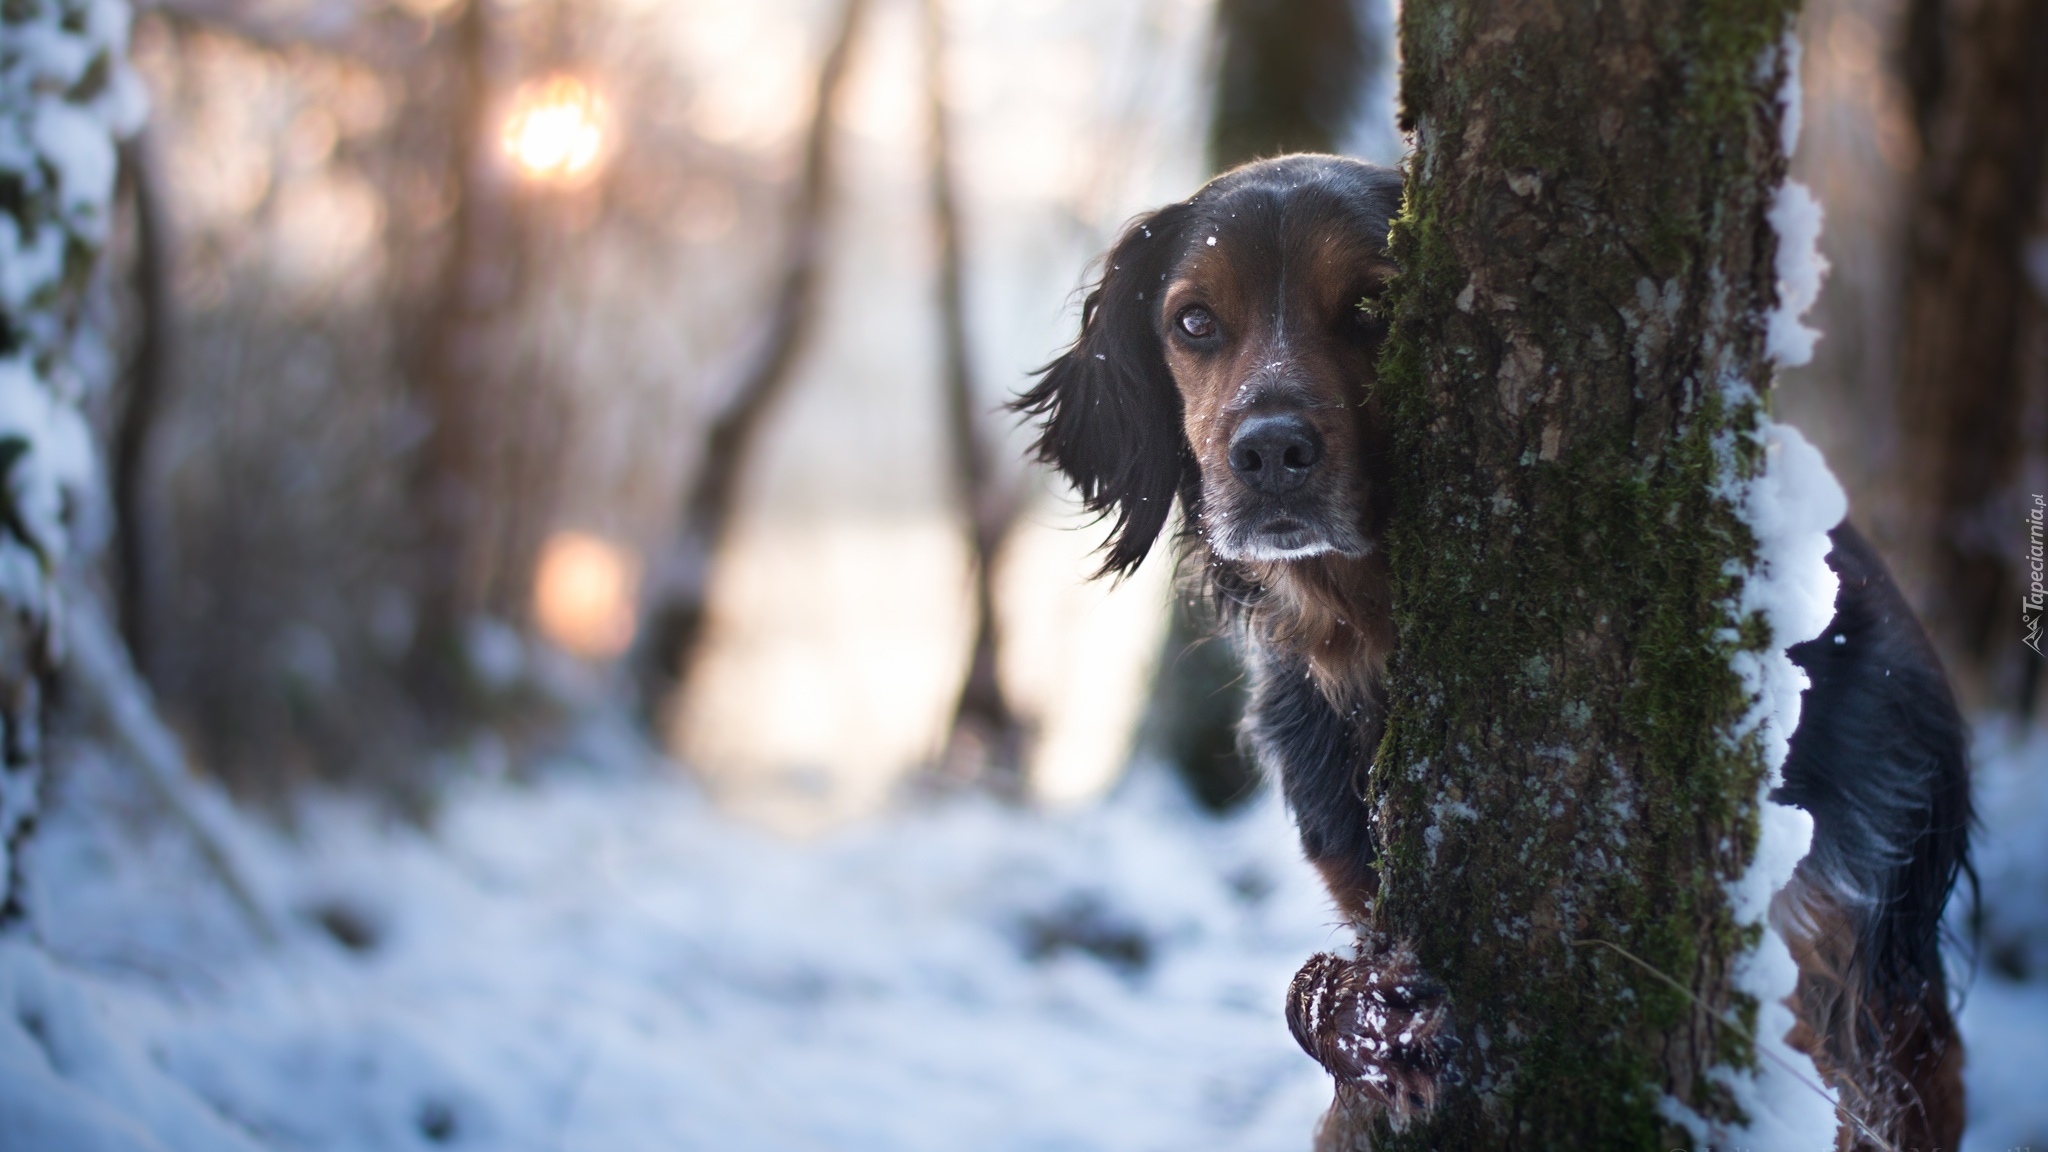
1157,189 -> 1397,561
1017,155 -> 1403,574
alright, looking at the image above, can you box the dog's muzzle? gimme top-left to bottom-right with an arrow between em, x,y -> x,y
1228,412 -> 1323,495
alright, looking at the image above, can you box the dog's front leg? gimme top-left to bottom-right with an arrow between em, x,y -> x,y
1288,940 -> 1457,1134
1244,652 -> 1457,1134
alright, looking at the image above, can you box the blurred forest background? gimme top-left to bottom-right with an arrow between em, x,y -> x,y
73,0 -> 2039,807
11,0 -> 2045,996
115,0 -> 1226,825
44,0 -> 2048,964
89,0 -> 1398,827
5,0 -> 2048,1143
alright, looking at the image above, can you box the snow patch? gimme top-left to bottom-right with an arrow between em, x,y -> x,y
1757,24 -> 1826,371
0,0 -> 145,908
0,356 -> 99,558
1967,718 -> 2048,993
31,102 -> 119,240
1765,180 -> 1828,368
0,215 -> 68,310
1775,30 -> 1804,159
21,744 -> 1344,1151
0,943 -> 268,1152
1706,420 -> 1845,1147
1958,720 -> 2048,1151
0,0 -> 142,629
1725,422 -> 1844,788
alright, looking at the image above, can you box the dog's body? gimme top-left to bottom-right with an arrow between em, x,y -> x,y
1019,155 -> 1971,1148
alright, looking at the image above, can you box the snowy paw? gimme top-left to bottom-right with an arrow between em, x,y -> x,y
1286,945 -> 1456,1125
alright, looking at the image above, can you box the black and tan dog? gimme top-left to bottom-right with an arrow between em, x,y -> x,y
1017,154 -> 1972,1149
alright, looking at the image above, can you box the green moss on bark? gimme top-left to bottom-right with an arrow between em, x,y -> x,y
1356,1 -> 1803,1147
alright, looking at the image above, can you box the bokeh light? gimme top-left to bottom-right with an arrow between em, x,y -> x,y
533,531 -> 641,659
501,75 -> 609,185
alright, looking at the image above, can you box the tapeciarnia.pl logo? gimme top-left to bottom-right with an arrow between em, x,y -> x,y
2027,494 -> 2045,657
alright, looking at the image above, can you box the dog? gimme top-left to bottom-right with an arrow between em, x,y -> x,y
1016,154 -> 1973,1149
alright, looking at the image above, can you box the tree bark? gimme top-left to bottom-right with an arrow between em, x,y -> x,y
633,0 -> 871,727
1359,1 -> 1809,1146
1895,0 -> 2048,716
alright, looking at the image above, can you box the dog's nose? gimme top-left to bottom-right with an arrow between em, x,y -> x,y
1228,413 -> 1323,494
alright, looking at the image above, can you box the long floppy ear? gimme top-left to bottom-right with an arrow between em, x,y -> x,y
1014,202 -> 1199,577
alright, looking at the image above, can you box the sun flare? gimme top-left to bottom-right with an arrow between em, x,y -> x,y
501,75 -> 609,185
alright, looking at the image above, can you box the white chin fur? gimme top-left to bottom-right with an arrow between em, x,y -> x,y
1203,507 -> 1370,563
1212,535 -> 1369,562
1234,539 -> 1342,562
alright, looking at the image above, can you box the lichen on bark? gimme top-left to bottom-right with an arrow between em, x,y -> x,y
1358,1 -> 1804,1147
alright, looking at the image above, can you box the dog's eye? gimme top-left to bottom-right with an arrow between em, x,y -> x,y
1352,303 -> 1389,344
1178,307 -> 1216,339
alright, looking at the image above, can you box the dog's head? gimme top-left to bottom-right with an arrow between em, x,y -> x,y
1018,155 -> 1404,576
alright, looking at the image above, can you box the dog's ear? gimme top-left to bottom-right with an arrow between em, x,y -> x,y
1014,202 -> 1198,577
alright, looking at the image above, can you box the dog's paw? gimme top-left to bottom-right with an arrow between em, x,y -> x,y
1287,945 -> 1456,1126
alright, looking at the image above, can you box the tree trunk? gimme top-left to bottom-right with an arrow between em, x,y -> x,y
404,0 -> 559,718
1210,0 -> 1385,170
0,0 -> 147,922
112,131 -> 173,679
1895,0 -> 2048,716
922,0 -> 1024,792
1359,2 -> 1821,1146
633,0 -> 871,728
1145,597 -> 1253,811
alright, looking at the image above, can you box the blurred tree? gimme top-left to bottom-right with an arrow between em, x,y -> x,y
0,0 -> 147,920
1150,0 -> 1388,813
1144,600 -> 1253,811
1895,0 -> 2048,716
1210,0 -> 1383,171
402,0 -> 565,724
635,0 -> 872,729
110,132 -> 172,676
1351,1 -> 1822,1147
97,1 -> 593,796
923,0 -> 1024,792
121,17 -> 451,797
0,7 -> 307,934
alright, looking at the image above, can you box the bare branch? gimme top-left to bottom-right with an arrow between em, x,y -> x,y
923,0 -> 1023,792
633,0 -> 873,724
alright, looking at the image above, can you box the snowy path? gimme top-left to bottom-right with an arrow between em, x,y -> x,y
7,723 -> 2046,1151
13,735 -> 1341,1152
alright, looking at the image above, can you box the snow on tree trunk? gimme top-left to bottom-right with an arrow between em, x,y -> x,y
1,0 -> 147,921
1354,2 -> 1843,1146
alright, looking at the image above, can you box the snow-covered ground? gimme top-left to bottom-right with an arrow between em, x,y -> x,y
7,715 -> 2045,1151
10,726 -> 1342,1152
1958,719 -> 2048,1152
